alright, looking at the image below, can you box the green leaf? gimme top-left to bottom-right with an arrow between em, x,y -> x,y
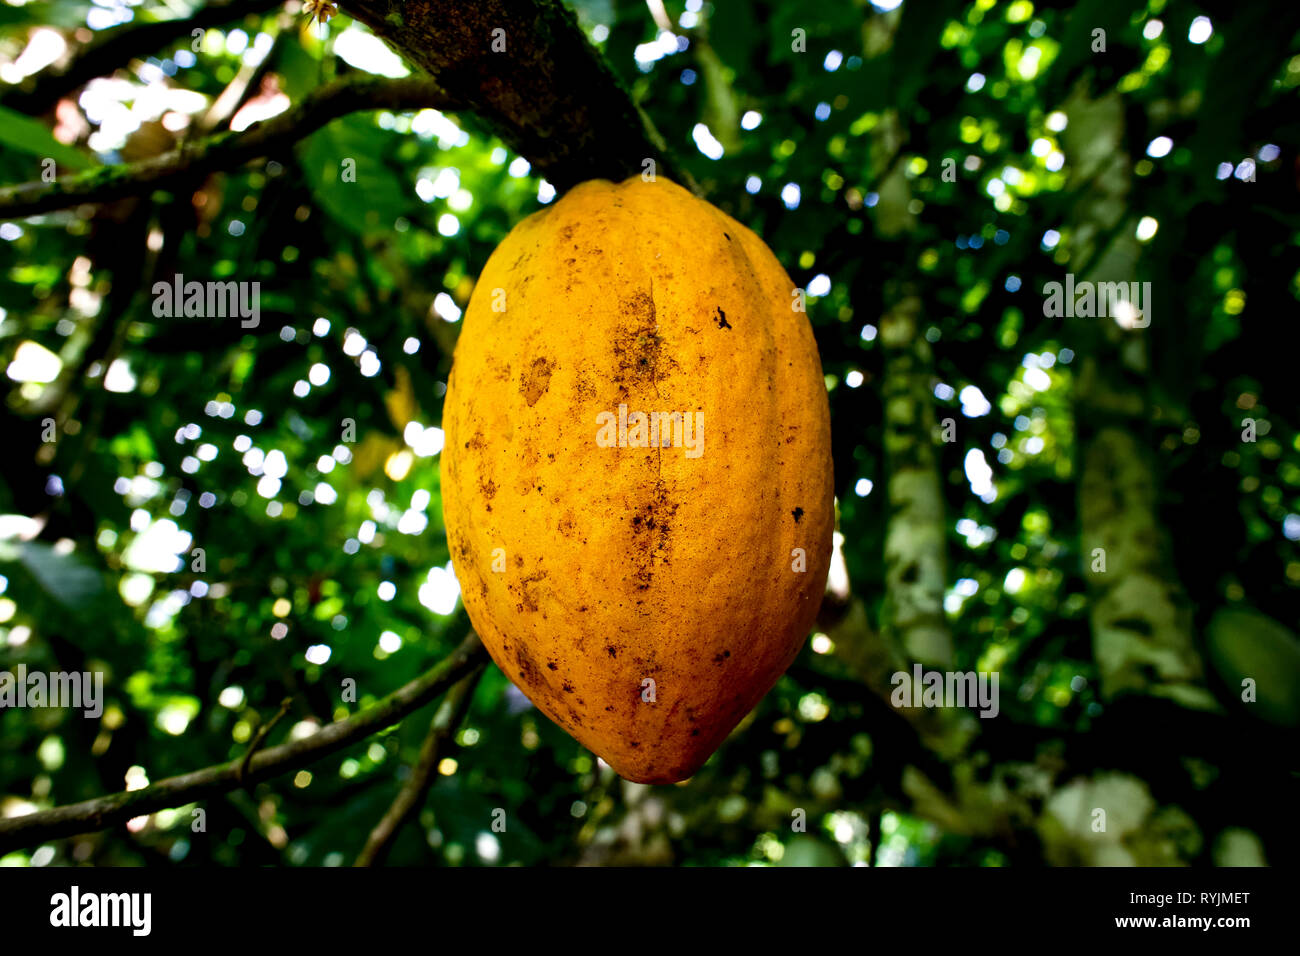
0,540 -> 105,610
0,103 -> 95,169
0,2 -> 87,30
296,115 -> 413,234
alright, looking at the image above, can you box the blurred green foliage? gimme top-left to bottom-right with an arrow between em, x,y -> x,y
0,0 -> 1297,866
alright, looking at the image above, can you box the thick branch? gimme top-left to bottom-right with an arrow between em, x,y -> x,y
341,0 -> 695,191
0,0 -> 285,115
0,632 -> 487,853
354,665 -> 484,867
0,75 -> 454,220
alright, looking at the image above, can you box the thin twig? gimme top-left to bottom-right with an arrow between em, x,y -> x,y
0,632 -> 487,852
0,0 -> 285,115
237,696 -> 293,787
354,665 -> 486,867
0,76 -> 455,220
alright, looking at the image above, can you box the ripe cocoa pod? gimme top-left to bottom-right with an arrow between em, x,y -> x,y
441,177 -> 833,783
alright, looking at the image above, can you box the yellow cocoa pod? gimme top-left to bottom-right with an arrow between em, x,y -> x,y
441,177 -> 833,783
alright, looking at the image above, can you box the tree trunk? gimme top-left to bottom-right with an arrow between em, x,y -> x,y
1061,84 -> 1217,710
1079,428 -> 1216,708
880,294 -> 953,667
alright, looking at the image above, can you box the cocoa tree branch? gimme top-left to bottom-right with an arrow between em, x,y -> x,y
354,665 -> 485,867
0,0 -> 286,116
236,695 -> 293,786
0,75 -> 456,220
0,632 -> 487,853
340,0 -> 697,192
